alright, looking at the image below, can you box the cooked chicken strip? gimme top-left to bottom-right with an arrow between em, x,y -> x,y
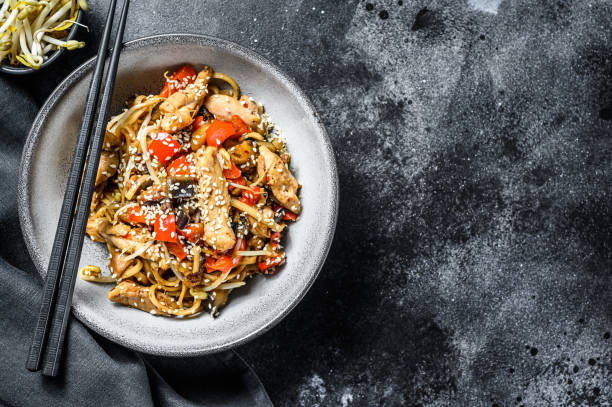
100,233 -> 165,266
194,146 -> 236,252
257,146 -> 301,214
86,217 -> 110,242
95,150 -> 119,187
204,94 -> 260,126
109,245 -> 133,278
86,217 -> 130,242
108,281 -> 171,315
86,215 -> 137,277
159,66 -> 213,132
106,222 -> 131,237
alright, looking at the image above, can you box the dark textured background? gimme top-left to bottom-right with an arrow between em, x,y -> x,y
1,0 -> 611,405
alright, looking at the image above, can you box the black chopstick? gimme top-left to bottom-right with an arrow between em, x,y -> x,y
25,0 -> 119,374
40,0 -> 131,377
25,0 -> 130,377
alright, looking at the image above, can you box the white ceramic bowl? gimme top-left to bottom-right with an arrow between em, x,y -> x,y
18,34 -> 338,356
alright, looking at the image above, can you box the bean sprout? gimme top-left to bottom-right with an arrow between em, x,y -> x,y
0,0 -> 88,69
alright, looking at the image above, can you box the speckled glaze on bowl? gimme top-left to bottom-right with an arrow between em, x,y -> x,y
18,34 -> 338,356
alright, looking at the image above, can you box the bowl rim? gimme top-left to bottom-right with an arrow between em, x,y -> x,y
17,33 -> 339,356
0,9 -> 83,75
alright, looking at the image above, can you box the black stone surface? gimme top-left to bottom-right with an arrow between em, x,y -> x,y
1,1 -> 611,405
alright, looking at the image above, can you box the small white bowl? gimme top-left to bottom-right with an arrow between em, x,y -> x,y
18,34 -> 338,356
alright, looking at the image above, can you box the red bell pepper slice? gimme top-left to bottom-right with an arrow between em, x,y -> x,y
272,204 -> 283,213
231,115 -> 250,136
273,204 -> 298,221
205,239 -> 245,273
148,132 -> 182,165
127,205 -> 152,225
166,154 -> 195,177
240,186 -> 261,206
205,255 -> 239,273
258,253 -> 286,272
269,232 -> 282,251
282,211 -> 298,221
160,64 -> 197,98
154,214 -> 178,242
166,241 -> 188,261
223,160 -> 242,180
228,176 -> 246,193
178,223 -> 203,243
270,232 -> 282,245
192,115 -> 205,130
205,119 -> 236,147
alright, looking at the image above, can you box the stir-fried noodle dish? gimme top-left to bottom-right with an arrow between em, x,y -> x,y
82,64 -> 301,317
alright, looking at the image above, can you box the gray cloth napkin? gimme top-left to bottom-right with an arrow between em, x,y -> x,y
0,78 -> 272,407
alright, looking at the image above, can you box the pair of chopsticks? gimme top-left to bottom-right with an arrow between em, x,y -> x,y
26,0 -> 130,377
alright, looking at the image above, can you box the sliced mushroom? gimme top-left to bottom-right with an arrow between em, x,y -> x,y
175,209 -> 189,229
167,175 -> 197,199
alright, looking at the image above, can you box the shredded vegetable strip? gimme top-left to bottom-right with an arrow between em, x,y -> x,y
235,250 -> 275,257
109,97 -> 162,133
217,282 -> 246,290
122,240 -> 154,262
136,111 -> 162,184
205,270 -> 231,292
